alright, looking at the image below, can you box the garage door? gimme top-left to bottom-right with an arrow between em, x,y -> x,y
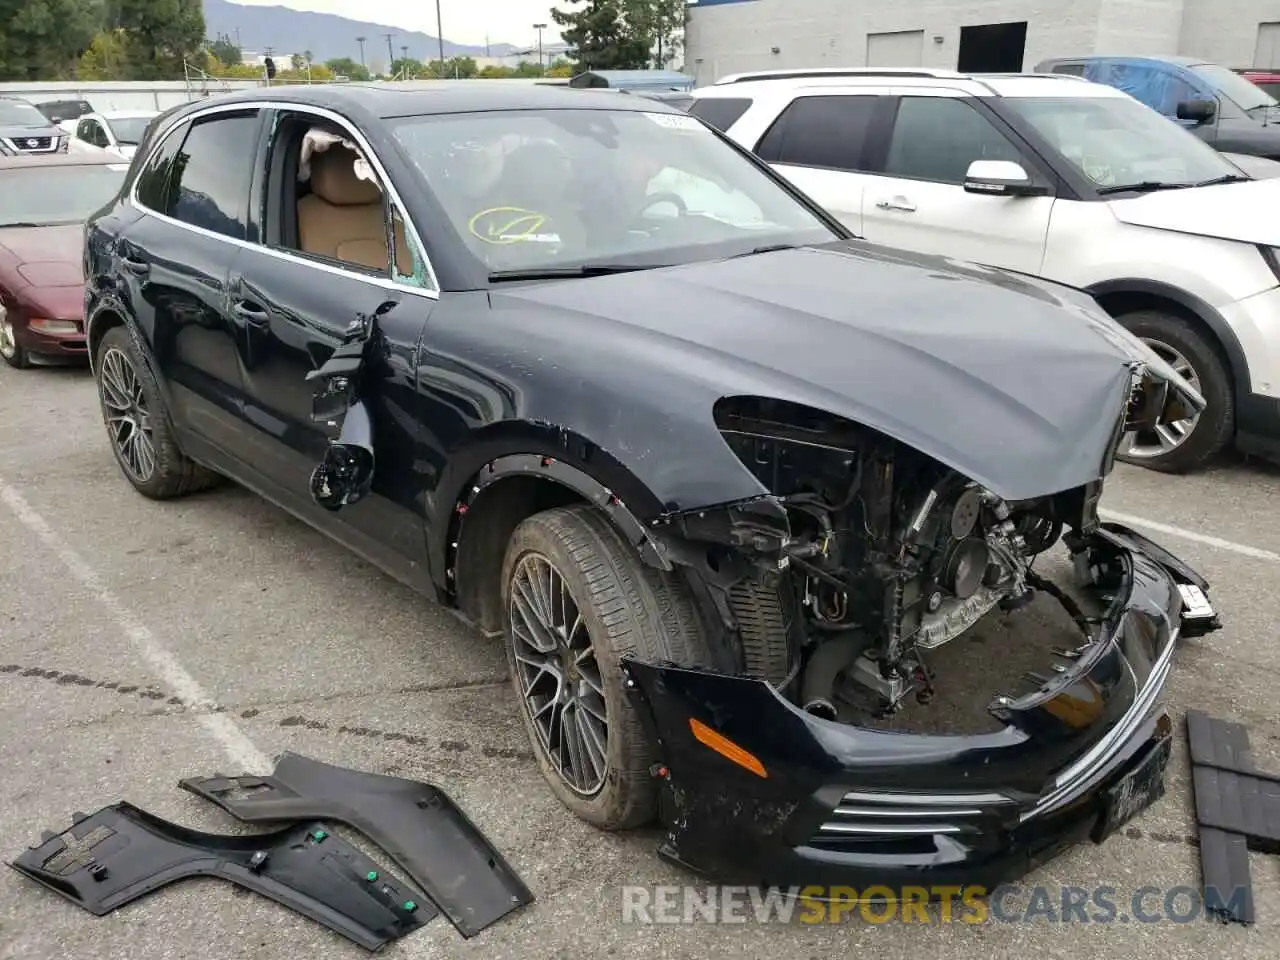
867,30 -> 925,68
1256,22 -> 1280,69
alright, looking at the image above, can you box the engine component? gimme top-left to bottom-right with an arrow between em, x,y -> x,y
799,633 -> 872,719
727,573 -> 795,685
942,537 -> 990,599
949,487 -> 982,539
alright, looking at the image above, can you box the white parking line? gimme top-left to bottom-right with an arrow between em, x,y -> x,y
0,474 -> 270,773
1100,508 -> 1280,563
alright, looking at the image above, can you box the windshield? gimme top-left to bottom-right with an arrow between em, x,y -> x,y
1190,63 -> 1278,112
0,164 -> 128,226
389,107 -> 838,276
0,99 -> 50,127
106,116 -> 152,145
1003,95 -> 1238,189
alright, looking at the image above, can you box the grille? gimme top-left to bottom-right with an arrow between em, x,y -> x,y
4,135 -> 57,153
813,790 -> 1016,842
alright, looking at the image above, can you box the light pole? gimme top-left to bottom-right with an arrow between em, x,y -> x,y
356,36 -> 366,69
435,0 -> 446,78
383,33 -> 395,76
532,23 -> 546,74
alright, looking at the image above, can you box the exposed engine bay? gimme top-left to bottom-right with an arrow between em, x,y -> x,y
680,395 -> 1117,721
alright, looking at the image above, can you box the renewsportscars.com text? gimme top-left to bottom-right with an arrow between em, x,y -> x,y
621,884 -> 1247,925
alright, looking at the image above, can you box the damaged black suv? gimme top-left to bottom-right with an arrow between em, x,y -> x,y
84,83 -> 1220,891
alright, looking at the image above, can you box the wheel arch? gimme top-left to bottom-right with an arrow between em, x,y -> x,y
1086,278 -> 1250,399
438,445 -> 675,636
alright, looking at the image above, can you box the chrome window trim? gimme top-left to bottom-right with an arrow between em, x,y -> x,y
125,98 -> 441,299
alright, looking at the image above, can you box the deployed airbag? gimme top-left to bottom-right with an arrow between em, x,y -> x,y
7,802 -> 435,951
180,751 -> 534,937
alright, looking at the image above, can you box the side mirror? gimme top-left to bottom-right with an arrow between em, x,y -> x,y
963,159 -> 1038,196
1176,99 -> 1216,124
310,400 -> 375,511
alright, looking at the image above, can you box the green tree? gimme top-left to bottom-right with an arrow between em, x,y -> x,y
389,56 -> 422,78
550,0 -> 648,71
206,32 -> 240,66
107,0 -> 204,80
77,27 -> 129,79
0,0 -> 102,81
324,56 -> 370,81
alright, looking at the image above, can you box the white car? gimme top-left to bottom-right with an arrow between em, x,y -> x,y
60,110 -> 158,160
690,68 -> 1280,473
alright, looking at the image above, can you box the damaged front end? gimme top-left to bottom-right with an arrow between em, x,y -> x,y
630,389 -> 1219,888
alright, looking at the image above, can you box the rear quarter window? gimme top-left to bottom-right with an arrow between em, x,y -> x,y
688,97 -> 753,132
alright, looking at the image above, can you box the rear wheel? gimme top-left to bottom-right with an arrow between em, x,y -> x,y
1115,310 -> 1234,474
501,504 -> 712,830
94,325 -> 221,498
0,313 -> 31,369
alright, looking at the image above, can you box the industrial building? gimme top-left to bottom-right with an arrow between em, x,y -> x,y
684,0 -> 1280,86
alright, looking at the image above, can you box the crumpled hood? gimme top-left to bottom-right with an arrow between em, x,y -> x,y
494,240 -> 1192,502
1108,178 -> 1280,246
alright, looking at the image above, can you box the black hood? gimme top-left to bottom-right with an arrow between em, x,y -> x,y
487,240 -> 1196,504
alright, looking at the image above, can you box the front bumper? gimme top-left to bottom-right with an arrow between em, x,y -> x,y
622,523 -> 1218,890
14,317 -> 87,357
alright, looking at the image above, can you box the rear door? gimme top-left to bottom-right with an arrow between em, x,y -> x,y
116,108 -> 261,450
752,90 -> 892,234
857,92 -> 1055,274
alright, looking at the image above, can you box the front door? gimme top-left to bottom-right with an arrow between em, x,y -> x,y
858,93 -> 1055,275
224,108 -> 437,584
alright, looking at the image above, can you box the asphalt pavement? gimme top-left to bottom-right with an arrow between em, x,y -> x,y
2,359 -> 1278,960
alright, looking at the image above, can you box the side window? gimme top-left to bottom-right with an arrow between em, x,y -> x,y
1051,63 -> 1086,77
133,122 -> 187,211
76,119 -> 91,141
883,97 -> 1023,184
167,111 -> 260,240
755,95 -> 877,171
91,122 -> 110,147
687,97 -> 753,133
1155,71 -> 1204,116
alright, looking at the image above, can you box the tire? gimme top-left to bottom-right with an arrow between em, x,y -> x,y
94,325 -> 222,499
1114,310 -> 1234,474
500,504 -> 712,831
0,315 -> 31,369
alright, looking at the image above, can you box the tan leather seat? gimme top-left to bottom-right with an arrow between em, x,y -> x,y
296,143 -> 411,273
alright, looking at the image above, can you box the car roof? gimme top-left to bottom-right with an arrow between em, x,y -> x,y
692,71 -> 1128,100
180,81 -> 683,120
1040,54 -> 1208,68
94,109 -> 159,119
0,151 -> 128,170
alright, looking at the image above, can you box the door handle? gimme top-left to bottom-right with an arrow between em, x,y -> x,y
233,302 -> 271,327
121,256 -> 150,276
875,197 -> 917,213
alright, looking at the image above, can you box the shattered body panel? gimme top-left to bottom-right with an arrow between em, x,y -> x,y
619,525 -> 1202,888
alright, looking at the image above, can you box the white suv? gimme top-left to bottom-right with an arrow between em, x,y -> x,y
689,68 -> 1280,473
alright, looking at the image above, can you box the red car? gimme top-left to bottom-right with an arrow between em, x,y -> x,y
0,152 -> 130,368
1238,69 -> 1280,100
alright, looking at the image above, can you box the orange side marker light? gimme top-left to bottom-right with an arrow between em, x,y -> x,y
688,717 -> 768,779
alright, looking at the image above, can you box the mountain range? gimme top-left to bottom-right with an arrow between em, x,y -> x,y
202,0 -> 523,64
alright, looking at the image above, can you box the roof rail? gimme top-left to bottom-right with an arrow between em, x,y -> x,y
713,67 -> 966,85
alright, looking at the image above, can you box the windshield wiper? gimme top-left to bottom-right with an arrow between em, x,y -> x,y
0,221 -> 45,228
726,243 -> 802,259
487,263 -> 664,282
1095,181 -> 1195,196
1192,173 -> 1252,187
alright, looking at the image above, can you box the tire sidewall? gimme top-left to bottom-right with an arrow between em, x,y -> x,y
500,516 -> 650,827
95,326 -> 172,496
1115,310 -> 1234,472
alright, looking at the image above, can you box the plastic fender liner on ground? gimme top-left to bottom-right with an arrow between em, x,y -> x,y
180,751 -> 534,937
7,802 -> 435,951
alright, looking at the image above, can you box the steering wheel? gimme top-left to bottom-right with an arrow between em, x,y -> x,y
637,191 -> 688,219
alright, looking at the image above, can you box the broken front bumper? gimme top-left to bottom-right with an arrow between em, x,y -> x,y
621,523 -> 1219,891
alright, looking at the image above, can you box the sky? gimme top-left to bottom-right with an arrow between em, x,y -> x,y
227,0 -> 569,48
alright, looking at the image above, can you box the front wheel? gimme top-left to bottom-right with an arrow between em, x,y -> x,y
501,504 -> 712,831
0,312 -> 31,369
1115,310 -> 1234,474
